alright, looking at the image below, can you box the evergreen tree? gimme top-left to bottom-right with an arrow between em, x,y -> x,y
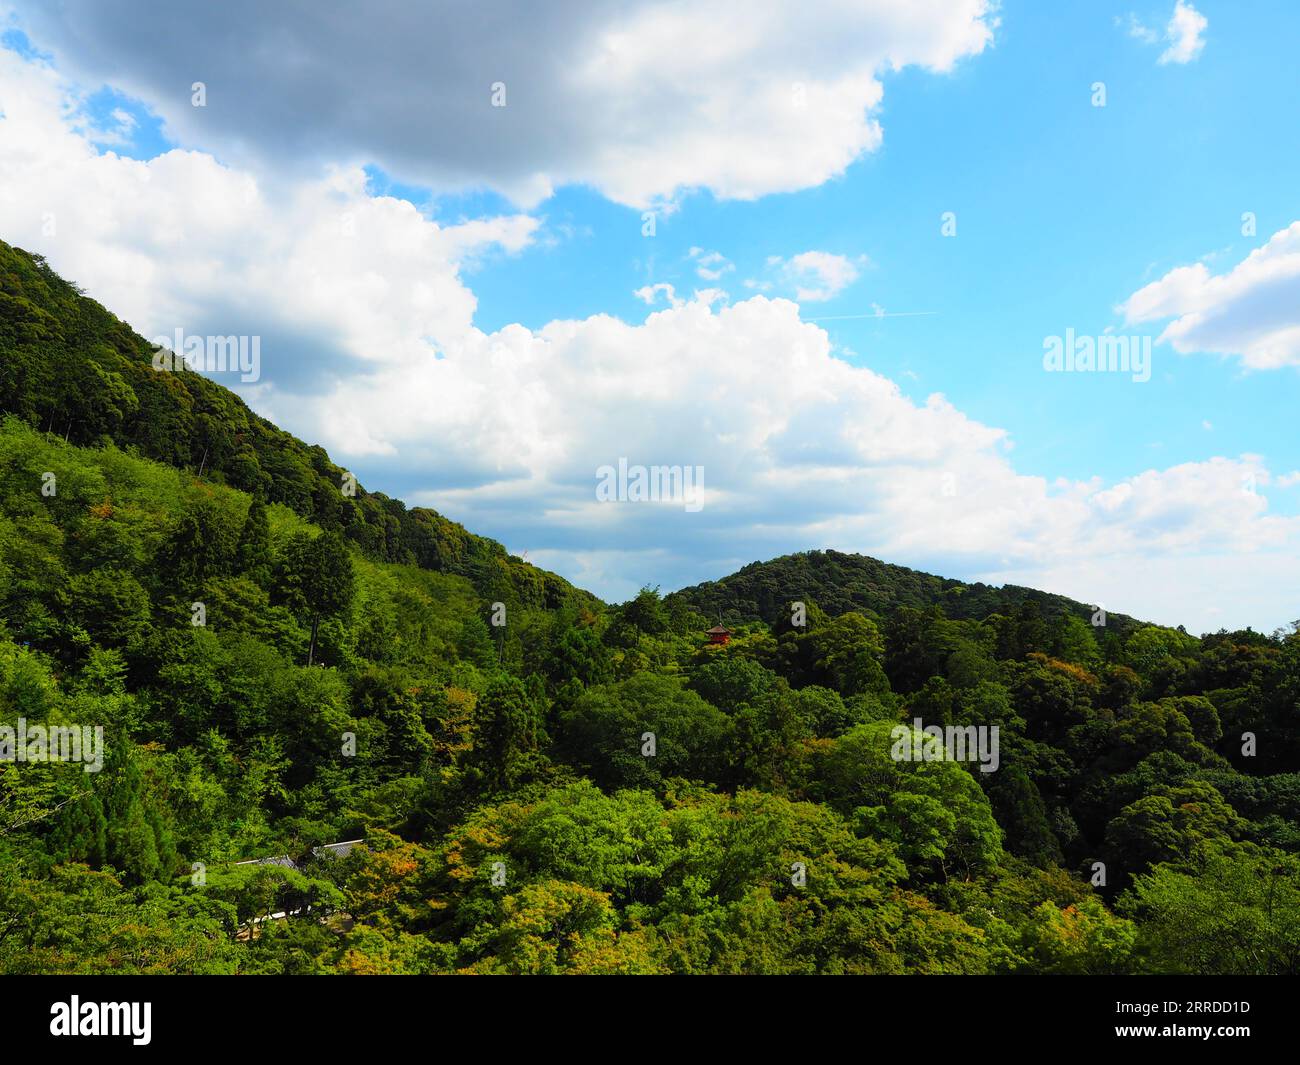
274,530 -> 356,665
50,793 -> 109,869
987,767 -> 1064,868
473,674 -> 543,789
235,497 -> 273,587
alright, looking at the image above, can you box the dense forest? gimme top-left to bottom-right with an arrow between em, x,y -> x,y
2,238 -> 1299,975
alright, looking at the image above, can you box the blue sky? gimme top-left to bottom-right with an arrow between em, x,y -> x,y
457,0 -> 1300,492
2,0 -> 1298,631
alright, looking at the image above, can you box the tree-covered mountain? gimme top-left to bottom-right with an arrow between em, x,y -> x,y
668,548 -> 1145,636
2,239 -> 1299,976
0,238 -> 594,614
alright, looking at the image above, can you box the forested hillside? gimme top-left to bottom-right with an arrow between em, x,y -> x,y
668,549 -> 1145,637
2,241 -> 1299,975
0,239 -> 591,613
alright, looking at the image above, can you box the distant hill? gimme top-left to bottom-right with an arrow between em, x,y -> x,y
0,238 -> 597,612
666,548 -> 1145,634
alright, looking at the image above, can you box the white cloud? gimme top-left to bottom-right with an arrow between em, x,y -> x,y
766,251 -> 865,301
3,42 -> 1297,633
0,47 -> 537,412
634,282 -> 680,307
307,290 -> 1297,630
1117,13 -> 1160,45
1120,4 -> 1207,65
7,0 -> 996,210
688,247 -> 733,282
1121,222 -> 1300,369
1159,1 -> 1207,64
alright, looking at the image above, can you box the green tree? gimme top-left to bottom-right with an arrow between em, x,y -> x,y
67,568 -> 151,648
550,623 -> 612,688
235,498 -> 273,587
455,614 -> 497,670
622,586 -> 669,643
1018,897 -> 1135,974
1104,781 -> 1245,888
473,674 -> 544,789
987,766 -> 1063,868
1050,613 -> 1101,669
1120,846 -> 1300,974
274,531 -> 355,665
556,673 -> 732,790
806,612 -> 891,697
806,721 -> 1003,881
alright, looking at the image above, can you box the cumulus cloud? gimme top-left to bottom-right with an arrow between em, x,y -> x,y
1121,222 -> 1300,369
0,46 -> 538,401
6,0 -> 996,209
287,288 -> 1298,630
1160,1 -> 1208,65
2,39 -> 1297,632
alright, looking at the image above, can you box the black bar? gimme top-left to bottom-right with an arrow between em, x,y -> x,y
2,975 -> 1290,1052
